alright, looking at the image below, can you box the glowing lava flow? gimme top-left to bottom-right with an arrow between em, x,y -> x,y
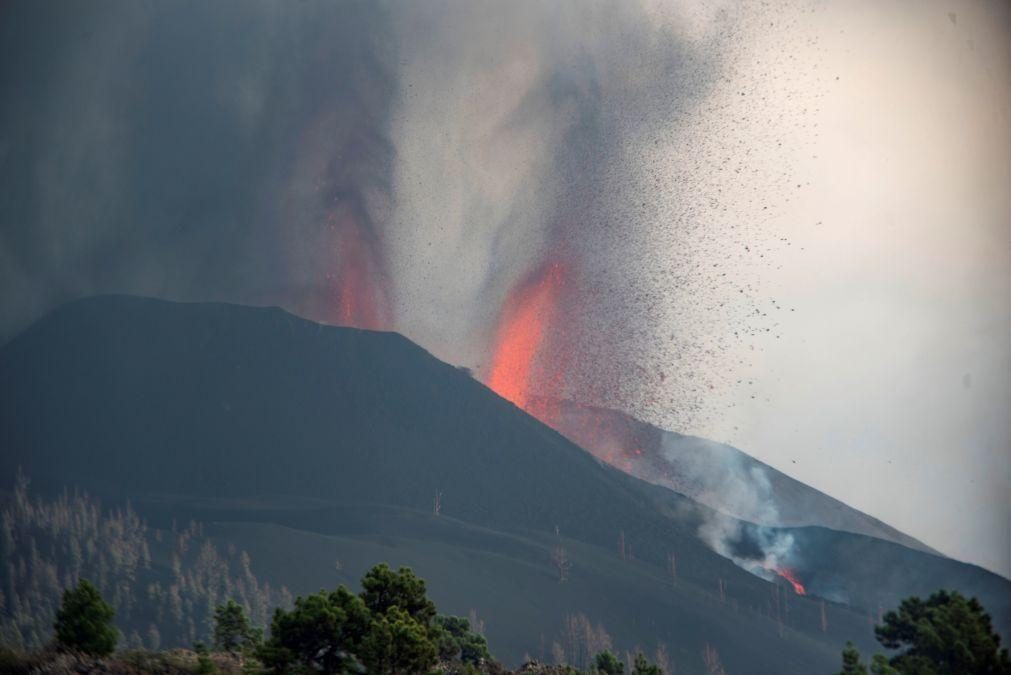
774,568 -> 806,595
486,262 -> 568,413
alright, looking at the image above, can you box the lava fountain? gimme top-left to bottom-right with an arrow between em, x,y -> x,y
486,261 -> 570,417
332,214 -> 390,331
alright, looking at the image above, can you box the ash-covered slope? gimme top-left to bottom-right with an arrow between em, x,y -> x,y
1,296 -> 1007,672
0,295 -> 665,540
543,401 -> 936,554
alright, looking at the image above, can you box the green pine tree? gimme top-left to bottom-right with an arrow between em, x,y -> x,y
837,641 -> 868,675
194,642 -> 220,675
434,614 -> 490,665
360,563 -> 437,627
875,590 -> 1011,674
839,591 -> 1011,675
53,579 -> 117,656
360,606 -> 437,675
213,599 -> 261,653
631,652 -> 663,675
594,649 -> 625,674
869,654 -> 899,675
259,587 -> 369,674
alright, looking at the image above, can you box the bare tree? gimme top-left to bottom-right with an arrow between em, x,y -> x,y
0,475 -> 287,650
586,617 -> 612,661
468,608 -> 485,635
551,546 -> 572,582
551,641 -> 566,666
771,585 -> 784,637
702,643 -> 725,675
562,613 -> 612,670
655,641 -> 673,674
564,614 -> 583,668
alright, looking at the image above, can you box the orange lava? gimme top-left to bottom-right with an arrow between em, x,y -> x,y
333,219 -> 389,330
774,568 -> 806,595
486,262 -> 568,412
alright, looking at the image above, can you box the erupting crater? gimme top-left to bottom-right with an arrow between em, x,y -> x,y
332,216 -> 390,331
486,261 -> 570,416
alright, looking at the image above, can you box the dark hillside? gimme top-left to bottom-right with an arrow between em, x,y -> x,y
1,296 -> 1008,672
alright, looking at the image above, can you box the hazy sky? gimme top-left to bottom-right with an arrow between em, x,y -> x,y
689,0 -> 1011,577
0,0 -> 1008,576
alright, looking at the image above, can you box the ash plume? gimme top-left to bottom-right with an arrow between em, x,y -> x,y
0,0 -> 780,433
0,0 -> 400,336
0,0 -> 797,584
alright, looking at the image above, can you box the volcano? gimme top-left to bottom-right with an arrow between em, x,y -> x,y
1,296 -> 1008,673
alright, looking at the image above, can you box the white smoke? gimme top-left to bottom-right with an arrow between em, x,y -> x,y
699,515 -> 797,580
659,433 -> 800,574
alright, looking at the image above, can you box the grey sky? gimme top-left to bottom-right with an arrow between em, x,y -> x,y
691,0 -> 1011,577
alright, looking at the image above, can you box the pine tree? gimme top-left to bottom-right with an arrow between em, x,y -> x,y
837,642 -> 868,675
213,599 -> 260,653
360,606 -> 437,675
840,591 -> 1011,675
594,649 -> 625,674
433,615 -> 490,666
53,579 -> 117,656
360,563 -> 436,627
875,590 -> 1011,674
259,587 -> 370,674
869,654 -> 899,675
632,652 -> 663,675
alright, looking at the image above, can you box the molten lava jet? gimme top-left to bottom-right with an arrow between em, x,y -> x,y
773,567 -> 806,595
332,216 -> 390,331
486,262 -> 569,417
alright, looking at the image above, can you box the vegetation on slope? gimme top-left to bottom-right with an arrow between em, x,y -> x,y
2,563 -> 670,675
0,473 -> 290,650
5,560 -> 1008,675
